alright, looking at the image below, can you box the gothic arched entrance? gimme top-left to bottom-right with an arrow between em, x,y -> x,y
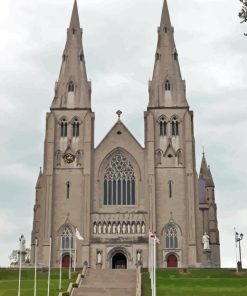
62,254 -> 72,268
167,254 -> 178,268
112,253 -> 127,269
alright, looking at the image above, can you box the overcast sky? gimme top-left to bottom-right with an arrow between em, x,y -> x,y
0,0 -> 246,268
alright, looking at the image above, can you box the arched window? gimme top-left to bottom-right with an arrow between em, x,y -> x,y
68,81 -> 74,92
165,80 -> 171,91
171,117 -> 179,136
103,152 -> 135,206
159,116 -> 167,136
72,119 -> 80,137
61,119 -> 68,137
61,226 -> 73,250
166,225 -> 178,249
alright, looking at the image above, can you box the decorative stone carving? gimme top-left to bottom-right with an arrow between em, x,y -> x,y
76,150 -> 83,166
177,149 -> 183,166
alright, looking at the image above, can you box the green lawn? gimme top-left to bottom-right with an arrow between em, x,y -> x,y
142,269 -> 247,296
0,268 -> 78,296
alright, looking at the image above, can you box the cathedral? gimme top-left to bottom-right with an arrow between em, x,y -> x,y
31,0 -> 220,269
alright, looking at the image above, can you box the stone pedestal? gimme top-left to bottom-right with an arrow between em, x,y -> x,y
96,263 -> 102,269
201,249 -> 213,268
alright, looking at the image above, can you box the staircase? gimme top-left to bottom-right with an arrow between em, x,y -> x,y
73,268 -> 136,296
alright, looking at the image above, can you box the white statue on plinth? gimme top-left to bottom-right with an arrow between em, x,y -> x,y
137,251 -> 142,264
202,232 -> 210,250
97,251 -> 102,264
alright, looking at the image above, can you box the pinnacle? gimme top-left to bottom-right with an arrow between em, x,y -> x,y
69,0 -> 80,29
160,0 -> 172,27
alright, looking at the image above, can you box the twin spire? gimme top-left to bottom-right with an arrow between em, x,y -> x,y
51,0 -> 187,110
149,0 -> 188,108
51,0 -> 91,110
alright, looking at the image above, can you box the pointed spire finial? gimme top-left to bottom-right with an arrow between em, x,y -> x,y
160,0 -> 171,27
69,0 -> 80,29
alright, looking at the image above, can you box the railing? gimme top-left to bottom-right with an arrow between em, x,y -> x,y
136,265 -> 142,296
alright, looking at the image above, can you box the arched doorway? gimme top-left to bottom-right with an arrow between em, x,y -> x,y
167,254 -> 178,268
62,254 -> 72,268
112,253 -> 127,269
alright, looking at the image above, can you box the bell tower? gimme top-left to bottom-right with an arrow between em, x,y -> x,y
31,0 -> 94,266
145,0 -> 199,267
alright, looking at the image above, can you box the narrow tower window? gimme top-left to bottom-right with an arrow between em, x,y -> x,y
165,80 -> 171,91
171,117 -> 179,136
61,119 -> 68,137
66,182 -> 70,199
168,180 -> 173,198
159,116 -> 167,136
72,119 -> 80,137
68,81 -> 74,92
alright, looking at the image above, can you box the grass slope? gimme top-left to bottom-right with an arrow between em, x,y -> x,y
0,269 -> 77,296
142,269 -> 247,296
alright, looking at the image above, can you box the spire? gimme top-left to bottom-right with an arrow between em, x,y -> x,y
51,0 -> 91,110
199,153 -> 215,187
36,167 -> 43,189
148,0 -> 188,108
69,0 -> 80,29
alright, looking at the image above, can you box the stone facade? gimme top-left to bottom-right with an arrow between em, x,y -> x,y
31,0 -> 220,269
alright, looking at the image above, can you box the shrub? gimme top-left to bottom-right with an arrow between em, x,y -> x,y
72,283 -> 78,288
62,292 -> 70,296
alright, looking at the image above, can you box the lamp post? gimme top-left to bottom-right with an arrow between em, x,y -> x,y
235,231 -> 244,271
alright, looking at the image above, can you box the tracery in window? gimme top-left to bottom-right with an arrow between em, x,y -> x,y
103,152 -> 136,206
72,118 -> 80,137
159,116 -> 167,136
68,81 -> 74,92
165,225 -> 178,249
61,119 -> 68,137
171,117 -> 179,136
165,80 -> 171,91
61,226 -> 73,249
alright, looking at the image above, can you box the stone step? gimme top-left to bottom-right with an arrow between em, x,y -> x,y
73,269 -> 136,296
74,287 -> 136,296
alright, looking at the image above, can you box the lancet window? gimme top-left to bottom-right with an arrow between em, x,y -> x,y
103,152 -> 136,206
171,117 -> 179,136
61,226 -> 73,249
68,81 -> 74,92
72,119 -> 80,137
165,80 -> 171,91
159,116 -> 167,136
61,119 -> 68,137
165,225 -> 178,249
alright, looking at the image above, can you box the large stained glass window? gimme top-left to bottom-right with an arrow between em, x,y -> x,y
104,152 -> 135,205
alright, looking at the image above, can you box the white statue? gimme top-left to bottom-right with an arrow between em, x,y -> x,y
103,223 -> 107,234
122,223 -> 126,234
141,222 -> 145,234
137,223 -> 141,234
137,251 -> 142,264
108,223 -> 111,234
132,222 -> 136,234
127,223 -> 131,234
93,223 -> 97,234
202,232 -> 210,250
112,223 -> 116,234
97,251 -> 102,264
19,235 -> 26,252
117,223 -> 121,234
98,223 -> 102,234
